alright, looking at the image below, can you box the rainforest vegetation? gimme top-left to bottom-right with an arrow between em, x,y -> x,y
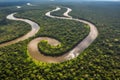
50,7 -> 67,17
38,23 -> 89,56
0,7 -> 31,44
15,7 -> 89,56
0,1 -> 120,80
0,20 -> 30,44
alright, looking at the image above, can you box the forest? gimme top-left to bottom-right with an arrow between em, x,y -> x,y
15,6 -> 89,56
0,1 -> 120,80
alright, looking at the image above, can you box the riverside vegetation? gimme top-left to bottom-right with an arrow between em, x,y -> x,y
0,2 -> 120,79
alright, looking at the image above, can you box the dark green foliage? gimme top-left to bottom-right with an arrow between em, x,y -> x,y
0,7 -> 31,44
0,21 -> 31,44
16,8 -> 89,56
38,40 -> 62,56
0,2 -> 120,80
37,22 -> 89,56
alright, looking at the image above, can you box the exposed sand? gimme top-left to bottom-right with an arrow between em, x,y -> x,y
0,13 -> 40,47
0,7 -> 98,63
16,6 -> 21,9
28,7 -> 98,63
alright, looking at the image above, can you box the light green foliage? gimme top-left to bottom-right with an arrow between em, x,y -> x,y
38,40 -> 62,56
0,2 -> 120,80
16,7 -> 89,56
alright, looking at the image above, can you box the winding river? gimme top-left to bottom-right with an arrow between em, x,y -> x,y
0,13 -> 40,47
0,7 -> 98,63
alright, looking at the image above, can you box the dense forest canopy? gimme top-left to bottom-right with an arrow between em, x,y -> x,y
0,1 -> 120,80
